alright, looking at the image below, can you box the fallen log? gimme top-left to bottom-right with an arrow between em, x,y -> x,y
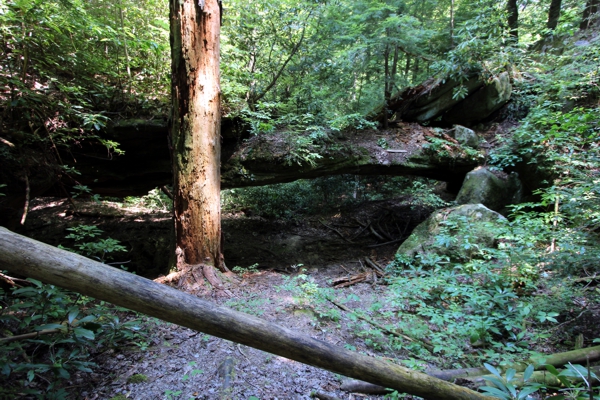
341,346 -> 600,395
0,227 -> 491,400
460,365 -> 600,388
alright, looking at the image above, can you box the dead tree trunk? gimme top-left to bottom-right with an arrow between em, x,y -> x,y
0,227 -> 492,400
169,0 -> 228,284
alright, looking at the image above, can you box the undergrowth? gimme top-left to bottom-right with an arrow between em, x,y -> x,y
0,225 -> 154,399
222,175 -> 447,220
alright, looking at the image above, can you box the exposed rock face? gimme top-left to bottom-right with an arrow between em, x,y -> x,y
455,167 -> 523,214
372,72 -> 512,126
443,72 -> 512,124
221,124 -> 483,188
398,76 -> 483,123
57,122 -> 482,194
396,204 -> 506,262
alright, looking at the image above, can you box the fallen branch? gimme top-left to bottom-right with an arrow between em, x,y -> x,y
341,378 -> 393,394
350,218 -> 371,240
331,271 -> 371,288
363,258 -> 385,275
0,272 -> 30,288
0,137 -> 15,147
460,365 -> 600,389
368,224 -> 387,241
0,328 -> 63,344
366,238 -> 404,248
326,296 -> 434,353
320,220 -> 354,243
160,185 -> 173,199
0,227 -> 492,400
310,390 -> 343,400
217,357 -> 236,397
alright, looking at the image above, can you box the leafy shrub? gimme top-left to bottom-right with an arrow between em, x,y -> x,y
222,176 -> 447,220
124,187 -> 173,211
0,226 -> 152,398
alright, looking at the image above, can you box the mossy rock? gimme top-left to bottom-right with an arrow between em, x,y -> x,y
455,167 -> 523,214
396,203 -> 506,262
449,125 -> 481,148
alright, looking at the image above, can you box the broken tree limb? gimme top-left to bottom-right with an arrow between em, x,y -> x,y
0,227 -> 491,400
522,345 -> 600,372
363,257 -> 386,275
341,378 -> 393,394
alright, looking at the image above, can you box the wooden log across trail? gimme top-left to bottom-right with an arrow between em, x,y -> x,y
0,227 -> 492,400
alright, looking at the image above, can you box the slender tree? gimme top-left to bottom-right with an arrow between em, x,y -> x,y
547,0 -> 562,30
506,0 -> 519,41
169,0 -> 228,286
580,0 -> 599,29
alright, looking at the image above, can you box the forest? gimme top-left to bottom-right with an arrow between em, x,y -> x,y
0,0 -> 599,398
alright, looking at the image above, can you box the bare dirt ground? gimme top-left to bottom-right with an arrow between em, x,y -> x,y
21,196 -> 434,400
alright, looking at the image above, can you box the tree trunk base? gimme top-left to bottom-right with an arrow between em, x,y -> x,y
155,264 -> 235,297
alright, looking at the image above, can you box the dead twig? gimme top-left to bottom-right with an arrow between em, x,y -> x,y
237,343 -> 250,361
366,238 -> 404,248
0,272 -> 29,288
160,185 -> 173,199
0,137 -> 15,147
339,264 -> 353,274
332,272 -> 369,288
0,328 -> 63,343
375,218 -> 393,240
349,218 -> 371,240
363,257 -> 385,275
320,220 -> 354,243
368,224 -> 386,241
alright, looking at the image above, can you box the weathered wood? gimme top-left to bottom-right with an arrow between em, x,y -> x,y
341,378 -> 393,394
170,0 -> 226,274
342,346 -> 600,394
461,365 -> 600,388
0,227 -> 492,400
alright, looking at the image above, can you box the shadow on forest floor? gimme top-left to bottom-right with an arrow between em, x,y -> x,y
18,196 -> 435,399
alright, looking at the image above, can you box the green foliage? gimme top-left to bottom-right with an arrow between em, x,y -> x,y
222,176 -> 446,220
232,263 -> 260,275
225,294 -> 270,317
544,363 -> 600,399
480,363 -> 600,400
480,364 -> 542,399
0,278 -> 151,398
0,226 -> 152,397
62,224 -> 127,263
124,187 -> 173,211
0,0 -> 169,189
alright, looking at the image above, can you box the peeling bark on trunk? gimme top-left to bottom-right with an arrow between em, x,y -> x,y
170,0 -> 228,283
